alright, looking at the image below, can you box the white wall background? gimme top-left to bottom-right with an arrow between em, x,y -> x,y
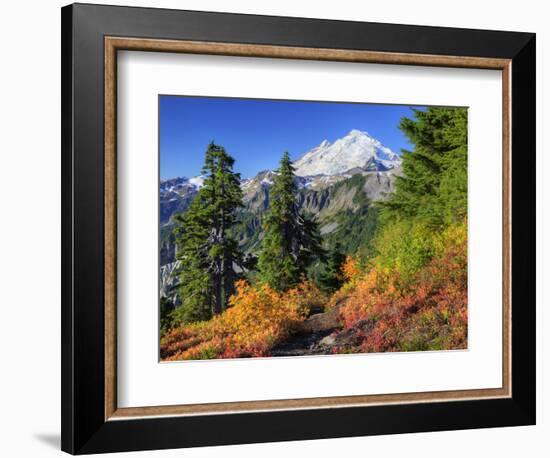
0,1 -> 545,456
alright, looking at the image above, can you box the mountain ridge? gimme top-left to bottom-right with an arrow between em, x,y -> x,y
160,129 -> 400,190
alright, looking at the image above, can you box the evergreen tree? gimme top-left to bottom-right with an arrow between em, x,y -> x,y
173,142 -> 245,323
258,152 -> 324,290
172,195 -> 212,323
381,107 -> 468,227
317,243 -> 346,293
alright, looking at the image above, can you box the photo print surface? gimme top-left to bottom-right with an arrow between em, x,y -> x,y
159,95 -> 468,362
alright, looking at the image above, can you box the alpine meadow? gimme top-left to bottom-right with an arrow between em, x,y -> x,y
159,96 -> 468,361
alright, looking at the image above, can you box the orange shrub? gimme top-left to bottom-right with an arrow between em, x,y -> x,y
326,255 -> 364,308
341,255 -> 361,282
161,279 -> 325,361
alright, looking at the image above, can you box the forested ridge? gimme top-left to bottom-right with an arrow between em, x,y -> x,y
160,107 -> 468,360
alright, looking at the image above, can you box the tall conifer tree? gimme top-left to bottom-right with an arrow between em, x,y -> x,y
258,152 -> 323,290
173,142 -> 244,323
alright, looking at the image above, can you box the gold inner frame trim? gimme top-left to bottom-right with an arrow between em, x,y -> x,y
104,36 -> 512,421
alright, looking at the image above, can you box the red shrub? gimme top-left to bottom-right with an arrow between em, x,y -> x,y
333,222 -> 467,353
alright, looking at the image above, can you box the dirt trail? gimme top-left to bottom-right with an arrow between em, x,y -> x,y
270,327 -> 337,356
270,303 -> 343,357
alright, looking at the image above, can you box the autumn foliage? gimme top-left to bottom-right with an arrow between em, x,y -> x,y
161,280 -> 325,360
341,255 -> 361,282
328,221 -> 467,353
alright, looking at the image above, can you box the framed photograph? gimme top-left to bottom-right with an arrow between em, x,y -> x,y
61,3 -> 536,454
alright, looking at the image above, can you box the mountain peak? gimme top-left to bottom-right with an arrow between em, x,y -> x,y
293,130 -> 400,177
348,129 -> 368,136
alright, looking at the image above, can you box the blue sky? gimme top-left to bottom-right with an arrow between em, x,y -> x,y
160,95 -> 425,180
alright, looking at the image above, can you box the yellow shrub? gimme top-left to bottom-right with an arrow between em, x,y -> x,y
160,279 -> 325,360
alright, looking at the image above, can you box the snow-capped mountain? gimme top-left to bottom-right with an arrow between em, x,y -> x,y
160,176 -> 205,225
293,129 -> 401,177
159,130 -> 401,226
160,175 -> 205,195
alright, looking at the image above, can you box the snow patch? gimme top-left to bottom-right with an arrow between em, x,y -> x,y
188,175 -> 205,189
261,177 -> 273,186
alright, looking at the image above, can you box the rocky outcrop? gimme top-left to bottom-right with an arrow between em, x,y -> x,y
160,261 -> 181,304
319,319 -> 375,350
363,169 -> 400,201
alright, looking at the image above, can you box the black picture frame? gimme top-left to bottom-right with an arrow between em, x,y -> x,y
61,3 -> 536,454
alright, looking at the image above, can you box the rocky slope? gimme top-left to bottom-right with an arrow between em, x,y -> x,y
234,170 -> 398,254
